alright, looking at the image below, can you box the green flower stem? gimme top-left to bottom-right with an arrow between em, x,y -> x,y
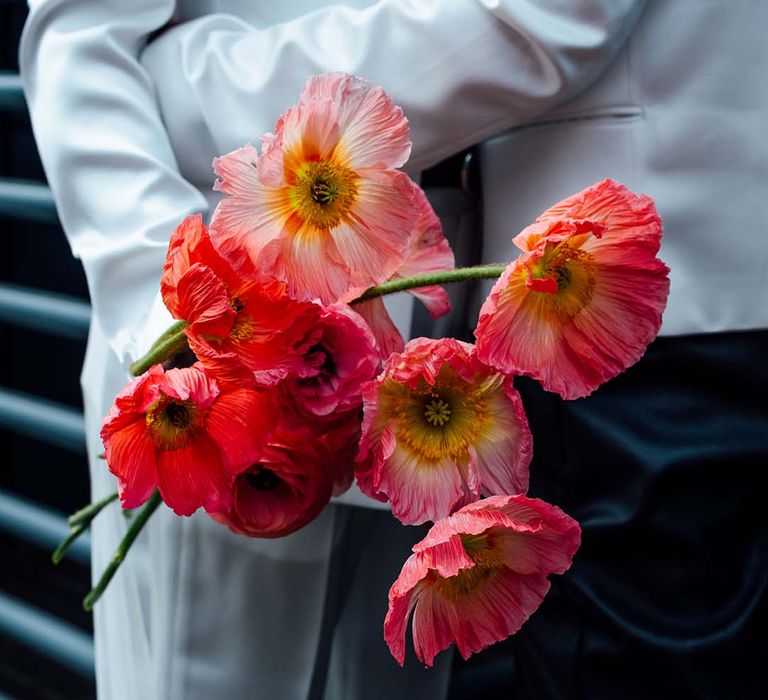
350,264 -> 507,304
52,491 -> 120,565
128,264 -> 507,376
129,321 -> 189,377
83,490 -> 163,611
51,522 -> 87,565
68,490 -> 119,528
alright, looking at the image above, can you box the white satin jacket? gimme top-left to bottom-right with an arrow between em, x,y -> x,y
20,1 -> 768,698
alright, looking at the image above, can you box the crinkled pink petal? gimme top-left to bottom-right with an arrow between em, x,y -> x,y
285,303 -> 379,417
385,495 -> 581,666
375,445 -> 467,526
274,224 -> 350,303
212,143 -> 262,196
410,285 -> 452,319
279,99 -> 341,167
470,381 -> 532,496
300,73 -> 411,169
160,365 -> 219,407
331,168 -> 417,291
352,297 -> 405,359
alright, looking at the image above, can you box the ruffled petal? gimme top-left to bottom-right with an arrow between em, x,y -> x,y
410,285 -> 452,319
206,388 -> 277,476
300,73 -> 411,169
274,224 -> 350,303
375,445 -> 466,526
175,263 -> 235,336
104,418 -> 158,509
156,433 -> 231,516
471,380 -> 532,496
332,168 -> 417,289
352,297 -> 405,359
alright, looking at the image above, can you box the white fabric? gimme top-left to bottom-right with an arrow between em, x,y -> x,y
22,0 -> 766,698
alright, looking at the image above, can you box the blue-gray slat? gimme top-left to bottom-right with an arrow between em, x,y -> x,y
0,490 -> 90,565
0,283 -> 90,340
0,387 -> 86,454
0,591 -> 94,677
0,178 -> 58,224
0,73 -> 25,112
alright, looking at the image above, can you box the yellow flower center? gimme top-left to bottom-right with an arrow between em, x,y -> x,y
527,242 -> 596,319
384,365 -> 501,463
434,533 -> 505,601
145,395 -> 201,449
289,159 -> 359,231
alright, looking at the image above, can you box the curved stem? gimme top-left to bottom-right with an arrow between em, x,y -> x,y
83,491 -> 162,611
129,322 -> 188,377
51,523 -> 87,565
68,490 -> 119,528
350,264 -> 506,304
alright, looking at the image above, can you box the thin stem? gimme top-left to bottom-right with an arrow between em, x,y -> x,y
351,264 -> 506,304
51,522 -> 87,565
53,491 -> 120,564
128,265 -> 507,378
129,323 -> 188,377
83,491 -> 163,611
68,490 -> 119,528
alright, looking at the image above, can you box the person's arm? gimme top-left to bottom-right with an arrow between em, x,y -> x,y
20,0 -> 209,363
141,0 -> 647,177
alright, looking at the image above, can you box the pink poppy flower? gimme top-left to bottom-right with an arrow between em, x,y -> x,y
356,338 -> 532,525
161,214 -> 322,387
280,303 -> 380,418
475,179 -> 670,399
209,73 -> 418,304
101,364 -> 275,516
384,495 -> 581,667
210,425 -> 335,538
351,183 -> 455,358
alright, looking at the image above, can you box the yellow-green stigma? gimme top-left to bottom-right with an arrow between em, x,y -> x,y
424,395 -> 451,427
434,533 -> 504,601
146,396 -> 199,448
292,159 -> 358,230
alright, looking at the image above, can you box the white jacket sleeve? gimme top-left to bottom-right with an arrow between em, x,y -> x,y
141,0 -> 647,177
20,0 -> 208,364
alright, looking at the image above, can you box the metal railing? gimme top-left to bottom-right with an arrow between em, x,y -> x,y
0,66 -> 94,681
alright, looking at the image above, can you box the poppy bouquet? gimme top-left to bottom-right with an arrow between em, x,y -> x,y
56,73 -> 670,667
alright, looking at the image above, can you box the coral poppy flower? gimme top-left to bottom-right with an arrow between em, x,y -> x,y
211,425 -> 335,538
101,364 -> 275,516
280,303 -> 380,418
384,495 -> 581,667
351,183 -> 455,358
161,214 -> 322,387
356,338 -> 532,525
209,73 -> 418,304
475,179 -> 669,399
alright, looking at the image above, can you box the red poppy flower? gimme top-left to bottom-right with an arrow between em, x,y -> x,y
101,364 -> 275,516
161,214 -> 322,387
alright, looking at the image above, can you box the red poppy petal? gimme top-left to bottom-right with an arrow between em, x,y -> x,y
156,434 -> 231,516
206,389 -> 277,476
105,418 -> 158,509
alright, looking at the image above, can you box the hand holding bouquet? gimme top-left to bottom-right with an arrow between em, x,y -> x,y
57,73 -> 669,667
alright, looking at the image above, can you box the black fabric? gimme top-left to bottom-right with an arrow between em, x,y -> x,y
449,329 -> 768,700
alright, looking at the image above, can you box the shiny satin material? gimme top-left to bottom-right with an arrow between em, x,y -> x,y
450,330 -> 768,699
